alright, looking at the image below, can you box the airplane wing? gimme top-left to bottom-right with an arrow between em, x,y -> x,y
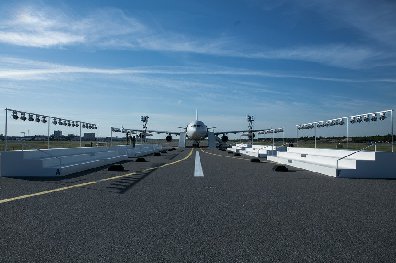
213,129 -> 270,135
122,128 -> 180,136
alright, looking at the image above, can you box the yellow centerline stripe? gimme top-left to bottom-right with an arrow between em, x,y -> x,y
201,149 -> 251,161
0,148 -> 194,205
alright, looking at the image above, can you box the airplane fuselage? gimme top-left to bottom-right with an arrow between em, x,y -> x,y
186,120 -> 208,142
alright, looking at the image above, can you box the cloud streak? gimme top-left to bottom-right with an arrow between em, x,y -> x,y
1,57 -> 395,84
0,4 -> 385,69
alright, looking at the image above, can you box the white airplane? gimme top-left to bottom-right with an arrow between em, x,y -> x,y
123,110 -> 268,147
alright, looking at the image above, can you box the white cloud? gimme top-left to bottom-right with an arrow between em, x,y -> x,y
0,4 -> 386,68
1,57 -> 395,84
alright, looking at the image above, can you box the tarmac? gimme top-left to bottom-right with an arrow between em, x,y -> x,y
0,147 -> 395,262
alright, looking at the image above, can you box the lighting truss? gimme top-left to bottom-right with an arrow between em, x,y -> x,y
4,108 -> 100,151
350,110 -> 390,124
297,116 -> 349,148
349,109 -> 394,152
296,109 -> 394,151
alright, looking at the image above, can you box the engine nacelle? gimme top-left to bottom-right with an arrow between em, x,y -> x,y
221,135 -> 229,142
166,135 -> 173,142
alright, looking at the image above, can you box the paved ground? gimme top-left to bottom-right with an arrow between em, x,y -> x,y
0,148 -> 395,262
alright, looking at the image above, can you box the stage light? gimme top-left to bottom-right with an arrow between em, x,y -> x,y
363,114 -> 370,122
356,116 -> 362,123
379,112 -> 386,120
52,118 -> 57,125
58,119 -> 63,125
82,123 -> 86,128
338,118 -> 345,125
12,110 -> 19,120
371,113 -> 377,121
67,121 -> 71,127
75,122 -> 79,127
35,115 -> 40,122
41,116 -> 47,123
20,112 -> 27,121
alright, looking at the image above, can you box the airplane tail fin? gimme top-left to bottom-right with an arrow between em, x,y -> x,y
196,109 -> 198,121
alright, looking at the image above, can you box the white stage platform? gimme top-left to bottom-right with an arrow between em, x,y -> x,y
268,147 -> 396,179
0,144 -> 161,177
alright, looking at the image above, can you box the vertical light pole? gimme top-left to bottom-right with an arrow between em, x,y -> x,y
346,117 -> 349,149
391,110 -> 394,152
314,123 -> 317,148
4,108 -> 8,151
296,125 -> 300,147
79,122 -> 82,147
110,127 -> 113,147
47,116 -> 50,149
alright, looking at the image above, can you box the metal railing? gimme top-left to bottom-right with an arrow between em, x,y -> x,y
336,143 -> 376,174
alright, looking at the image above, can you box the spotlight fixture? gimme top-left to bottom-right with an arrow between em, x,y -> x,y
42,116 -> 47,123
35,115 -> 40,122
379,112 -> 386,120
75,122 -> 79,127
58,119 -> 63,125
63,120 -> 68,126
20,112 -> 27,121
356,116 -> 362,123
12,110 -> 19,120
350,116 -> 356,124
371,113 -> 377,121
82,123 -> 86,128
72,121 -> 76,127
67,121 -> 71,127
363,114 -> 370,122
338,118 -> 345,125
28,114 -> 34,121
52,118 -> 58,125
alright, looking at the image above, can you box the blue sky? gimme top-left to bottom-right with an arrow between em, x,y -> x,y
0,0 -> 395,138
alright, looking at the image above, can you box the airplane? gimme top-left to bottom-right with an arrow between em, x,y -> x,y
122,110 -> 268,147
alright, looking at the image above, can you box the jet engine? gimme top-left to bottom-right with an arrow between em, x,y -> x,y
166,135 -> 173,142
221,135 -> 229,142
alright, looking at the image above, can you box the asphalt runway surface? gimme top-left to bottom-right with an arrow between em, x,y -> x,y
0,148 -> 395,262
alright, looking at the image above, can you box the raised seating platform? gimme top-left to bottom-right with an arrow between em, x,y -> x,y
227,144 -> 286,158
268,147 -> 396,179
0,144 -> 161,177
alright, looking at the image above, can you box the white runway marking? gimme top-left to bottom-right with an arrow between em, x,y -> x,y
194,151 -> 204,177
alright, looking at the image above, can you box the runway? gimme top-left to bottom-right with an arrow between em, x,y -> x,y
1,148 -> 395,262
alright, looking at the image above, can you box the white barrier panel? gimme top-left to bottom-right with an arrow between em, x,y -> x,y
268,147 -> 396,179
0,144 -> 162,177
227,144 -> 286,157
